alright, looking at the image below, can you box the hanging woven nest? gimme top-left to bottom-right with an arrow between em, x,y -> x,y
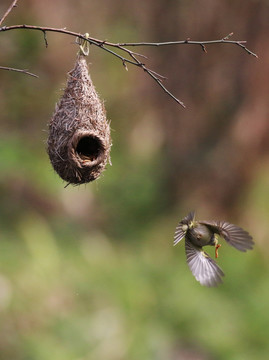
47,44 -> 111,185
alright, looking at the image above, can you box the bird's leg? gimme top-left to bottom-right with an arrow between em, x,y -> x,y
214,235 -> 221,258
215,244 -> 221,258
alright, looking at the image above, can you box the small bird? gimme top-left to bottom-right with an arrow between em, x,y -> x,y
174,211 -> 254,287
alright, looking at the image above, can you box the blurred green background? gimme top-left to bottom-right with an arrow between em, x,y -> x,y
0,0 -> 269,359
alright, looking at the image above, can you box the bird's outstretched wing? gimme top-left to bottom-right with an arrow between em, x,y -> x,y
174,225 -> 186,246
182,211 -> 195,224
174,211 -> 195,246
200,221 -> 254,252
185,239 -> 224,287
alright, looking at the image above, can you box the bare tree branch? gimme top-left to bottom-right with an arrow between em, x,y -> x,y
118,33 -> 258,58
0,24 -> 258,106
0,65 -> 38,78
0,0 -> 19,26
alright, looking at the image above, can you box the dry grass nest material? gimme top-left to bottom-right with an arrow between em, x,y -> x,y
47,55 -> 111,185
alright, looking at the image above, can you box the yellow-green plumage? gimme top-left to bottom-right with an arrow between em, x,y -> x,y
174,211 -> 254,287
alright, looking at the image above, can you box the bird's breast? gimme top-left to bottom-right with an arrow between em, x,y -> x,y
187,225 -> 212,247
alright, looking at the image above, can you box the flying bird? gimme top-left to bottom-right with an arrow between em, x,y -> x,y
174,211 -> 254,287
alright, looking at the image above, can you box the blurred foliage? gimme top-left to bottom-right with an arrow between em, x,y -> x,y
0,0 -> 269,359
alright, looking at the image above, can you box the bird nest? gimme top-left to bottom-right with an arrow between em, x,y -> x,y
47,55 -> 111,185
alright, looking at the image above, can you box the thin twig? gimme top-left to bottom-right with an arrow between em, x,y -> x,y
0,65 -> 38,78
109,41 -> 186,105
0,25 -> 258,106
0,0 -> 19,26
147,69 -> 167,81
117,34 -> 258,58
126,48 -> 185,107
42,29 -> 48,48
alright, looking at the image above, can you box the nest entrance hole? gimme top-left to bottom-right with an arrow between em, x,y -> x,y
76,135 -> 104,162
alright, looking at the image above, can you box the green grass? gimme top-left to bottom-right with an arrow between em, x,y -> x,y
0,210 -> 268,360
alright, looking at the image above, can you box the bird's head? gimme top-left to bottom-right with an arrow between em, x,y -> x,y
188,220 -> 195,229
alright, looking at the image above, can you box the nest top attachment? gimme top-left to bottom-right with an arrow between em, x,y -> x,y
77,32 -> 90,56
47,50 -> 111,185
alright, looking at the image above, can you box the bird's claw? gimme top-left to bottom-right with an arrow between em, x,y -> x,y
215,244 -> 221,258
